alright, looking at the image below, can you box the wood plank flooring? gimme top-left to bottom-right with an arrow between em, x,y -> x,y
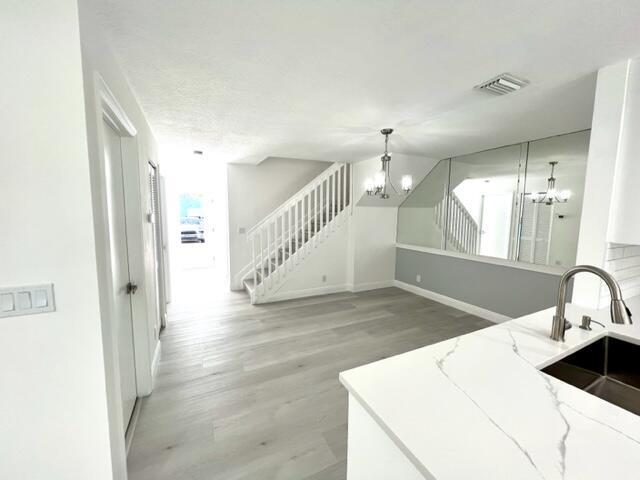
127,283 -> 492,480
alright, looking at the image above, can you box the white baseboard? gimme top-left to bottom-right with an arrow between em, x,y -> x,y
393,280 -> 511,324
151,341 -> 162,390
259,283 -> 350,303
348,280 -> 395,293
262,279 -> 397,303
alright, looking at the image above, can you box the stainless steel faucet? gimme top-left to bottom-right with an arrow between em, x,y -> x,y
551,265 -> 633,341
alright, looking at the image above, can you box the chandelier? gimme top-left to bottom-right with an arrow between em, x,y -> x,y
365,128 -> 412,199
532,161 -> 571,205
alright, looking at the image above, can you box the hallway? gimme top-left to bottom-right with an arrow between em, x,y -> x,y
127,287 -> 492,479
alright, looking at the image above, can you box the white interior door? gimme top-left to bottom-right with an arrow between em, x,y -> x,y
103,120 -> 138,430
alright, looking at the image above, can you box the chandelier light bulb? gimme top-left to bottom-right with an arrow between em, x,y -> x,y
374,170 -> 386,189
401,175 -> 413,192
364,178 -> 375,195
560,189 -> 572,200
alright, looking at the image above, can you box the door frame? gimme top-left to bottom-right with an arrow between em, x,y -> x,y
93,73 -> 156,439
148,159 -> 168,329
159,174 -> 172,312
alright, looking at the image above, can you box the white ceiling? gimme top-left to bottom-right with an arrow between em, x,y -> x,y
97,0 -> 640,164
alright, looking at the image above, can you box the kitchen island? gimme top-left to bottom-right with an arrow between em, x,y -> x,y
340,302 -> 640,479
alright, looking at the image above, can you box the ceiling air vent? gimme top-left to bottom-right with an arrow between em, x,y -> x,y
475,73 -> 529,95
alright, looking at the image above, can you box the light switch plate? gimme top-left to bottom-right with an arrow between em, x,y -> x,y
0,284 -> 55,318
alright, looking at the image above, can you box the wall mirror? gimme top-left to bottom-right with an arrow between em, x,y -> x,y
397,130 -> 590,269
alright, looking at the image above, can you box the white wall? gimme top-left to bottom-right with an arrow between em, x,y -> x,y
227,157 -> 331,287
78,1 -> 162,475
574,61 -> 631,307
0,1 -> 113,478
270,220 -> 350,300
348,155 -> 438,290
350,207 -> 399,290
608,58 -> 640,245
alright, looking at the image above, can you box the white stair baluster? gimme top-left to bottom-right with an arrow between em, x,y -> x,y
348,164 -> 353,214
295,199 -> 299,264
338,167 -> 343,222
449,200 -> 453,247
326,176 -> 331,238
465,219 -> 469,252
252,233 -> 257,296
329,175 -> 334,225
305,192 -> 311,254
456,208 -> 461,251
273,220 -> 277,282
462,212 -> 467,252
342,163 -> 347,210
281,213 -> 285,277
289,204 -> 293,270
320,178 -> 324,234
260,229 -> 265,297
315,184 -> 319,244
267,221 -> 272,286
333,170 -> 340,224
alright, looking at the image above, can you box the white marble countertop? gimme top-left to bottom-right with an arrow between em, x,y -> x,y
340,304 -> 640,479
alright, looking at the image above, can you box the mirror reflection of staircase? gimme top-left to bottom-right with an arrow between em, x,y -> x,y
433,192 -> 479,255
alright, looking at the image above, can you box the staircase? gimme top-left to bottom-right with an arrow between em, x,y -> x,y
434,192 -> 479,254
239,162 -> 351,304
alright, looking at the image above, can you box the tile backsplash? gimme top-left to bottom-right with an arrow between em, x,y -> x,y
600,243 -> 640,306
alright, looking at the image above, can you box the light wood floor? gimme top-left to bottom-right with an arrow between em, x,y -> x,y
127,279 -> 492,480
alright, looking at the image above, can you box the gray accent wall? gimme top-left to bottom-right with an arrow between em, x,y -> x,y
395,247 -> 571,318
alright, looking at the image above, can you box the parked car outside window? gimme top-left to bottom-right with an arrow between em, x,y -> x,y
180,216 -> 205,243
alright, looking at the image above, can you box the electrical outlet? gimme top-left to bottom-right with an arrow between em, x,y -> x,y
416,274 -> 422,283
322,275 -> 327,283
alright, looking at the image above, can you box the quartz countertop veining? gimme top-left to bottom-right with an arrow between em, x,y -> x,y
339,303 -> 640,480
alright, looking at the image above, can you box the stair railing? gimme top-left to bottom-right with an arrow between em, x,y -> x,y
246,162 -> 351,301
434,192 -> 479,255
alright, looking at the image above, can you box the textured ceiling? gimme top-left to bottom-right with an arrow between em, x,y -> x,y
96,0 -> 640,164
